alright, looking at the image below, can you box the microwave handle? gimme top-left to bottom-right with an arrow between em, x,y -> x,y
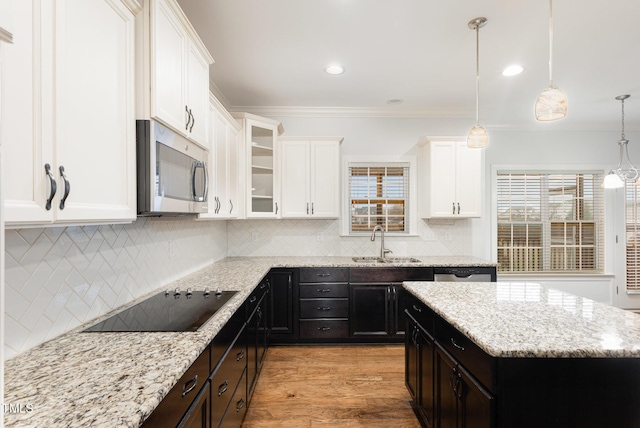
191,161 -> 208,202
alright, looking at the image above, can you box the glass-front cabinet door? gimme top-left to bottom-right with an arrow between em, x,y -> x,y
233,113 -> 283,218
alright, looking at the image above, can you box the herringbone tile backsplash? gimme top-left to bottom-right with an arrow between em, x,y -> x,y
4,218 -> 228,359
4,217 -> 469,358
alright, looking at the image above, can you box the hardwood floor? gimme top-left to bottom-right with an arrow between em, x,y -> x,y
242,345 -> 421,428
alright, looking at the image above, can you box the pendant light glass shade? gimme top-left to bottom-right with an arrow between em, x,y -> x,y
535,0 -> 567,121
604,95 -> 638,189
467,17 -> 488,148
535,86 -> 568,121
467,125 -> 489,148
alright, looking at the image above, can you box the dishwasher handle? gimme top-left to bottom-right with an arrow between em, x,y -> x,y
434,272 -> 493,282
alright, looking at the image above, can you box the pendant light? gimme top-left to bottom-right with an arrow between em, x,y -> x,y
535,0 -> 567,121
467,17 -> 488,148
604,95 -> 637,189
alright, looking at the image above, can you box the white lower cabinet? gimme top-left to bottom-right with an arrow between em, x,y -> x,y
200,95 -> 242,220
279,137 -> 343,219
2,0 -> 138,227
419,138 -> 482,219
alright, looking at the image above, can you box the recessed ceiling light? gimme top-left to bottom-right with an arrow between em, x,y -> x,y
502,65 -> 524,76
387,99 -> 404,105
324,64 -> 345,75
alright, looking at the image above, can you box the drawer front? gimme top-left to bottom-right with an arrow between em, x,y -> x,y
210,331 -> 247,425
220,369 -> 248,428
404,293 -> 434,335
142,347 -> 210,428
300,267 -> 349,283
300,283 -> 349,298
435,316 -> 494,392
299,298 -> 349,318
299,319 -> 349,339
350,267 -> 434,283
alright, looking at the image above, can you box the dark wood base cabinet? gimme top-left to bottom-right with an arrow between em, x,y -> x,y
143,276 -> 271,428
405,296 -> 640,428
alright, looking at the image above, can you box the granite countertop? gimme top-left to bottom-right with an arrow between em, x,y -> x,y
403,281 -> 640,358
3,255 -> 491,428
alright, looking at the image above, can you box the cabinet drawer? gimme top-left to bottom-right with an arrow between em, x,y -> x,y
300,267 -> 349,283
210,327 -> 246,426
435,317 -> 494,392
404,294 -> 434,335
300,319 -> 349,339
142,346 -> 210,428
220,369 -> 248,428
350,267 -> 434,283
300,283 -> 349,298
300,298 -> 349,318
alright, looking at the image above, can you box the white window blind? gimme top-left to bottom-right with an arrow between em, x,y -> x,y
626,182 -> 640,291
349,165 -> 409,233
496,172 -> 604,273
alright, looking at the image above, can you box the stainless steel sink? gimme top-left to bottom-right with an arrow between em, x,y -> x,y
352,256 -> 421,264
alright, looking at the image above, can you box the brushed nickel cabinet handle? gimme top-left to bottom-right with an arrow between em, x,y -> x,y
181,375 -> 198,397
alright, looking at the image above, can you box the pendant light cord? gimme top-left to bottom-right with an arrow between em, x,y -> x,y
548,0 -> 554,86
475,24 -> 480,125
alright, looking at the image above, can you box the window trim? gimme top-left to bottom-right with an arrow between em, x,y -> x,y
491,164 -> 608,275
341,155 -> 418,236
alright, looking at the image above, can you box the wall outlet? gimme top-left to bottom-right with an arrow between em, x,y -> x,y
169,241 -> 175,258
251,231 -> 259,242
316,232 -> 323,242
444,232 -> 452,241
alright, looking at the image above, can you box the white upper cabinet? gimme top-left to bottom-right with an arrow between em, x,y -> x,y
232,113 -> 284,218
199,94 -> 242,220
141,0 -> 212,147
280,137 -> 342,219
3,0 -> 139,227
419,138 -> 482,219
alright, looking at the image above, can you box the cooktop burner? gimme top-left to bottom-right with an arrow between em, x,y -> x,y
83,289 -> 237,332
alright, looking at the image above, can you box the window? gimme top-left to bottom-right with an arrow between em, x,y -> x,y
496,172 -> 604,273
625,182 -> 640,291
347,164 -> 410,234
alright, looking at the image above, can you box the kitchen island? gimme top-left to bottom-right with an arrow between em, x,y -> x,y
403,281 -> 640,428
2,255 -> 491,428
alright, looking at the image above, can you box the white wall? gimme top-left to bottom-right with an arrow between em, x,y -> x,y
4,218 -> 227,358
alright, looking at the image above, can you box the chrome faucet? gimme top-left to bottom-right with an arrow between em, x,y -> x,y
371,225 -> 392,259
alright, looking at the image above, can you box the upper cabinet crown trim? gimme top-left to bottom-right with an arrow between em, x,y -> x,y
231,112 -> 285,135
121,0 -> 143,14
210,92 -> 241,131
279,136 -> 344,144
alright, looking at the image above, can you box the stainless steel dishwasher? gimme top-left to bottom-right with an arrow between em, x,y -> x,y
433,267 -> 496,282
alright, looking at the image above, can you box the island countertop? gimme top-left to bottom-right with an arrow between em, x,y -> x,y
3,255 -> 493,428
403,281 -> 640,358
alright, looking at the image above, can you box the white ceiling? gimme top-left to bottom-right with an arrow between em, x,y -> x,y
177,0 -> 640,131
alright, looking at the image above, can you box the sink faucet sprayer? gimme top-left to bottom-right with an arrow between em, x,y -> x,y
371,225 -> 392,259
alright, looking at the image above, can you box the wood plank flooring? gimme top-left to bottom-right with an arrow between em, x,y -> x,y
241,345 -> 421,428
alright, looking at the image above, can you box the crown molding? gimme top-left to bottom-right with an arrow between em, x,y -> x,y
227,105 -> 474,119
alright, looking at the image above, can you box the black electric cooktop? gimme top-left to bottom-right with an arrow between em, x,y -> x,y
84,289 -> 237,332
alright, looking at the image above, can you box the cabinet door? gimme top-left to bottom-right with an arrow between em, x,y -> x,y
428,141 -> 457,218
280,141 -> 310,218
405,317 -> 420,401
418,326 -> 435,428
213,109 -> 229,217
186,43 -> 209,146
151,0 -> 186,133
454,141 -> 481,217
227,125 -> 240,218
2,0 -> 54,225
436,345 -> 459,428
269,270 -> 296,337
350,284 -> 390,338
54,0 -> 136,222
310,141 -> 340,218
246,119 -> 279,217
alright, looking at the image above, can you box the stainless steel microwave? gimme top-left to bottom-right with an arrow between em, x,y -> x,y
136,120 -> 208,216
